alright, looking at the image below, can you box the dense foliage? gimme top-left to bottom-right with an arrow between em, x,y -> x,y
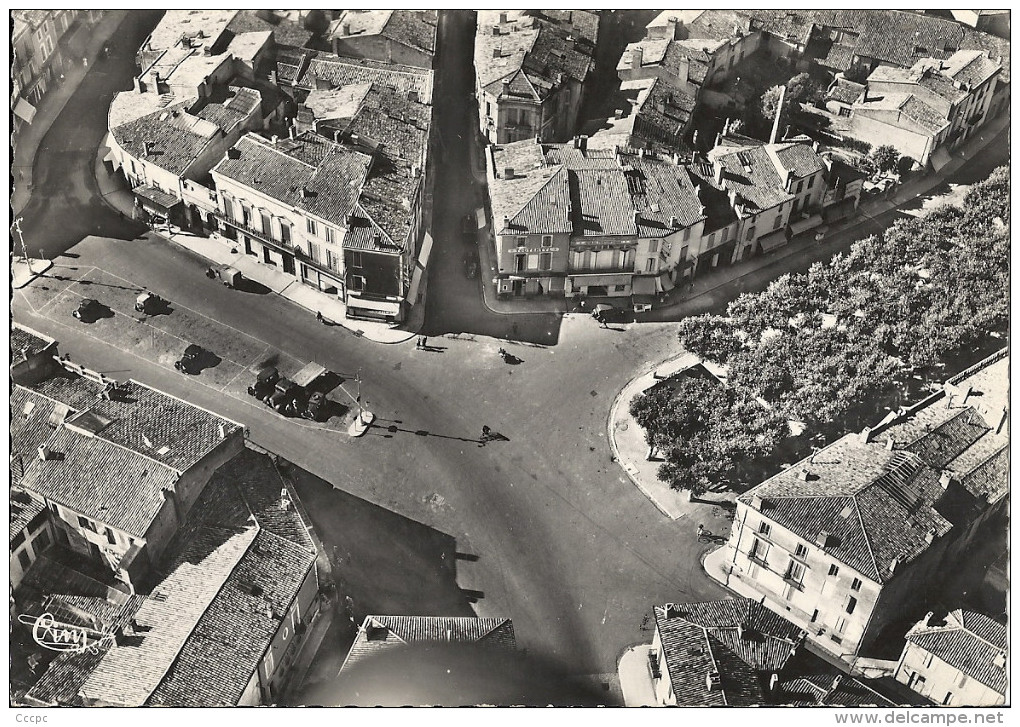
870,144 -> 900,173
638,166 -> 1009,492
630,376 -> 788,495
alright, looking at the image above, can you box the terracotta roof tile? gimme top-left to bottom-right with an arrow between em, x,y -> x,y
341,616 -> 516,673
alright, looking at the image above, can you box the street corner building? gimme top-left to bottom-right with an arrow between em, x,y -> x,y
10,324 -> 323,706
714,349 -> 1008,683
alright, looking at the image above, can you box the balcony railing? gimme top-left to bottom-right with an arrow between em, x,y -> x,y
216,212 -> 295,255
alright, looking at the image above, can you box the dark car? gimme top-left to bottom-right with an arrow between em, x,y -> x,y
72,298 -> 104,322
304,391 -> 327,421
267,377 -> 302,413
248,366 -> 279,399
174,344 -> 204,374
461,213 -> 476,239
592,303 -> 627,324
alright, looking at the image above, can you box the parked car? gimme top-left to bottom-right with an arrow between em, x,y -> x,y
267,377 -> 302,414
248,366 -> 279,399
461,213 -> 476,239
135,292 -> 168,314
304,391 -> 327,421
217,266 -> 243,288
72,298 -> 105,322
592,303 -> 626,323
174,344 -> 204,374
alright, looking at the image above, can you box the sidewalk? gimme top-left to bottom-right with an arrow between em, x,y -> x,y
93,153 -> 422,345
607,351 -> 737,520
618,644 -> 658,707
12,10 -> 129,216
464,112 -> 1008,320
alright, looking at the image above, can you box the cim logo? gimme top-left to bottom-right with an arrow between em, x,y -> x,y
17,612 -> 117,654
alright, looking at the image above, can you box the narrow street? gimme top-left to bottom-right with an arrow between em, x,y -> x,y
9,8 -> 1011,689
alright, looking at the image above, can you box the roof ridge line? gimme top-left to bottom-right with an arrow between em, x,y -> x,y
851,497 -> 883,583
506,163 -> 567,227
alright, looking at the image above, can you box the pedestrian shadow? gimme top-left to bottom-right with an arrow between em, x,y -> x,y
370,423 -> 480,444
501,352 -> 524,365
415,344 -> 447,353
459,588 -> 485,604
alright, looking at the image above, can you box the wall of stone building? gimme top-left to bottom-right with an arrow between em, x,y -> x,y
495,232 -> 571,278
333,36 -> 431,69
895,640 -> 1005,706
257,563 -> 320,703
849,111 -> 935,165
10,516 -> 54,590
173,430 -> 246,517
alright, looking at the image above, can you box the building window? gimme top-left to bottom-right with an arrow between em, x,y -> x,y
539,252 -> 552,271
828,564 -> 839,577
745,226 -> 755,241
515,254 -> 526,272
350,275 -> 366,292
957,674 -> 968,688
707,232 -> 715,246
18,550 -> 32,571
350,251 -> 362,268
308,241 -> 319,263
306,218 -> 317,236
808,175 -> 815,189
12,531 -> 26,550
794,543 -> 808,558
105,527 -> 117,545
942,693 -> 953,706
851,577 -> 862,591
748,537 -> 769,564
516,237 -> 526,248
542,235 -> 553,247
683,228 -> 691,242
774,214 -> 783,230
796,180 -> 804,194
924,653 -> 934,668
784,560 -> 805,586
648,240 -> 658,253
280,223 -> 291,245
614,284 -> 626,292
810,609 -> 819,623
834,617 -> 847,634
77,516 -> 96,533
645,258 -> 655,272
34,528 -> 51,551
845,596 -> 857,615
758,521 -> 771,536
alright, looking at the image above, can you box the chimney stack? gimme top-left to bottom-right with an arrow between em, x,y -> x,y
706,671 -> 722,691
499,11 -> 508,24
503,166 -> 514,179
769,85 -> 787,144
631,46 -> 644,70
669,216 -> 680,228
885,436 -> 895,450
715,163 -> 725,185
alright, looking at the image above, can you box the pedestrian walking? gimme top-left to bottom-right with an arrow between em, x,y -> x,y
316,311 -> 323,323
697,523 -> 704,539
421,336 -> 427,349
481,425 -> 492,441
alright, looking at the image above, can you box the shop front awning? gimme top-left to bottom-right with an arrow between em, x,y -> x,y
13,97 -> 36,123
759,231 -> 788,253
790,213 -> 823,236
822,197 -> 857,223
132,185 -> 182,212
632,275 -> 657,296
346,296 -> 401,315
568,272 -> 631,286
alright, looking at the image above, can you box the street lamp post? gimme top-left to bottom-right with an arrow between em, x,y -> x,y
13,217 -> 32,273
347,368 -> 376,436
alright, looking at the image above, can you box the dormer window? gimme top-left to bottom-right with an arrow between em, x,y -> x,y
516,237 -> 526,248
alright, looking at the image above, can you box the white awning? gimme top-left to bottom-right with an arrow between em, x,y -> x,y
569,272 -> 631,286
790,213 -> 823,235
347,297 -> 401,315
407,264 -> 424,303
13,97 -> 36,123
292,362 -> 327,388
417,232 -> 434,268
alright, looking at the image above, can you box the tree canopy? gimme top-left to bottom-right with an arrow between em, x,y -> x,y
637,166 -> 1009,493
870,144 -> 900,173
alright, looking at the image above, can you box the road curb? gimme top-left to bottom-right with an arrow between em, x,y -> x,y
606,354 -> 695,521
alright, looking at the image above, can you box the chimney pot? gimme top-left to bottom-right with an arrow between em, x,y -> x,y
669,216 -> 680,227
503,167 -> 514,179
885,436 -> 895,450
499,11 -> 508,24
631,46 -> 644,70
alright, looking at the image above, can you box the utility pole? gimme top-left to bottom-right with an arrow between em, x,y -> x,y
347,367 -> 376,436
13,217 -> 29,270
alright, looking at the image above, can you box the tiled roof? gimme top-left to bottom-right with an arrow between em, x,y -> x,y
145,10 -> 239,54
10,487 -> 47,544
687,162 -> 739,234
341,84 -> 430,165
835,10 -> 964,68
739,436 -> 953,583
359,162 -> 422,249
778,674 -> 897,706
329,10 -> 437,55
11,386 -> 67,485
618,38 -> 718,88
275,47 -> 309,85
214,132 -> 373,230
303,83 -> 372,122
193,85 -> 262,135
959,29 -> 1009,84
21,427 -> 180,538
653,605 -> 763,706
224,9 -> 315,49
69,380 -> 241,473
771,142 -> 826,179
687,9 -> 753,41
709,144 -> 794,214
28,370 -> 105,413
224,30 -> 272,64
819,42 -> 857,72
111,100 -> 218,176
298,53 -> 434,104
475,11 -> 597,102
82,527 -> 258,705
133,184 -> 180,209
148,530 -> 314,706
491,140 -> 706,238
11,323 -> 53,356
671,599 -> 803,672
906,610 -> 1006,695
24,593 -> 145,707
827,77 -> 866,105
855,91 -> 949,135
341,616 -> 516,673
630,76 -> 698,144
